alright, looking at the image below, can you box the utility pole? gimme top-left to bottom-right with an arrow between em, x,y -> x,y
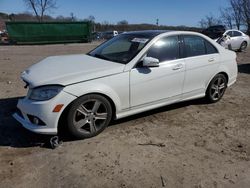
70,13 -> 75,21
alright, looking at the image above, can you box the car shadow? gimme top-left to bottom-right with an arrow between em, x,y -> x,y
0,97 -> 52,148
238,64 -> 250,74
112,98 -> 208,125
0,96 -> 209,149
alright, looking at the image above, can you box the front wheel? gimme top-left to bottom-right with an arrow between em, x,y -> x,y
66,94 -> 113,139
206,74 -> 227,103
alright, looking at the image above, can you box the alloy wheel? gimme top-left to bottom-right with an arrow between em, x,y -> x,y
210,76 -> 226,101
73,99 -> 108,135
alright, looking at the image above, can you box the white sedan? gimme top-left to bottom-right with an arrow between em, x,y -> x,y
13,30 -> 238,139
221,30 -> 250,51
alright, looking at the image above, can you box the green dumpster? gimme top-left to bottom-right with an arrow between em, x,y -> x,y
6,21 -> 92,44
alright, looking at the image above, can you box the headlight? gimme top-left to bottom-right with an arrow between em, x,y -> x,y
29,85 -> 63,101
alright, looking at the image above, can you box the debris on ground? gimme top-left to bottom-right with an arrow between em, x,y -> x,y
49,136 -> 62,149
138,141 -> 165,147
160,175 -> 167,187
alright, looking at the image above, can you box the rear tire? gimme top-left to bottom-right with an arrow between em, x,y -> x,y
239,41 -> 247,52
66,94 -> 112,139
206,74 -> 227,103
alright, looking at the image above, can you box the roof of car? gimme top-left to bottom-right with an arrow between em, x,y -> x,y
122,30 -> 170,38
226,29 -> 243,32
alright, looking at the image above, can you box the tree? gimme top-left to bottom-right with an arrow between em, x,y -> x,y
117,20 -> 128,25
23,0 -> 57,22
240,0 -> 250,34
229,0 -> 243,30
84,15 -> 95,23
199,14 -> 221,28
199,19 -> 208,29
102,21 -> 110,25
220,8 -> 233,29
55,15 -> 73,22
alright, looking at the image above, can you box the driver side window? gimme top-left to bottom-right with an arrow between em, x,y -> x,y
146,36 -> 180,62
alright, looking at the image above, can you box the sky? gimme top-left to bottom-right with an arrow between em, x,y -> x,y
0,0 -> 229,27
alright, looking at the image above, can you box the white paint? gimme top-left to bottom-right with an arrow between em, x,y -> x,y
13,31 -> 238,135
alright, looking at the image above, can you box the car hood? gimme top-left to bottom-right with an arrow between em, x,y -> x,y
21,54 -> 125,88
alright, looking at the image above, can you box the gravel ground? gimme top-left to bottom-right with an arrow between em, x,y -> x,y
0,43 -> 250,188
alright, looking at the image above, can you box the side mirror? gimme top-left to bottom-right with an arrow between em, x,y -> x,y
143,57 -> 159,67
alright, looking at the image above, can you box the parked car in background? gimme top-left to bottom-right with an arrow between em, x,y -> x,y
216,34 -> 232,50
13,30 -> 238,139
202,25 -> 226,39
0,30 -> 8,43
221,30 -> 250,51
92,32 -> 102,40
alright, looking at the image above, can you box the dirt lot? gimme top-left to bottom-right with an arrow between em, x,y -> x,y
0,43 -> 250,188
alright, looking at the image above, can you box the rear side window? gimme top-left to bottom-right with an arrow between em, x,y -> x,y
233,31 -> 242,37
183,35 -> 218,57
147,36 -> 180,62
205,40 -> 218,54
183,35 -> 206,57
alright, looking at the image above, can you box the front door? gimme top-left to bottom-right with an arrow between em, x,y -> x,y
130,35 -> 185,107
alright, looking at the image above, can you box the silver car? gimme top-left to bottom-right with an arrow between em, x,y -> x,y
224,30 -> 250,51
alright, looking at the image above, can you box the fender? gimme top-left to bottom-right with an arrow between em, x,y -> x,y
205,63 -> 235,90
62,72 -> 130,114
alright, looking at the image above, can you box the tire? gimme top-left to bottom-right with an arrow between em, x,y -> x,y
239,41 -> 247,52
206,74 -> 227,103
66,94 -> 113,139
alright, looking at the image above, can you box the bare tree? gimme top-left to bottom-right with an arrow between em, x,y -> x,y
229,0 -> 243,30
117,20 -> 129,25
199,19 -> 208,29
23,0 -> 57,22
117,20 -> 129,31
199,14 -> 221,28
241,0 -> 250,33
220,8 -> 233,29
84,15 -> 95,23
55,15 -> 73,22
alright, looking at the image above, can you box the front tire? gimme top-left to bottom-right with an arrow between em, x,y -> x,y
206,74 -> 227,103
66,94 -> 113,139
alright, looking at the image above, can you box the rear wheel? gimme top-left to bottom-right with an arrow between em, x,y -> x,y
67,94 -> 112,139
239,41 -> 247,52
206,74 -> 227,103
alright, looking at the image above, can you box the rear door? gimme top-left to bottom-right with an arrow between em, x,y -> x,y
231,31 -> 244,49
181,35 -> 220,99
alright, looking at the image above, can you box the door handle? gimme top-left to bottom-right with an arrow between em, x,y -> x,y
172,64 -> 183,70
208,58 -> 215,62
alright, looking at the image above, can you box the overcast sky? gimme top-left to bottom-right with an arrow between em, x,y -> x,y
0,0 -> 229,26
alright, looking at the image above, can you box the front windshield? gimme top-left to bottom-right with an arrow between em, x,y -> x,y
88,34 -> 151,64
